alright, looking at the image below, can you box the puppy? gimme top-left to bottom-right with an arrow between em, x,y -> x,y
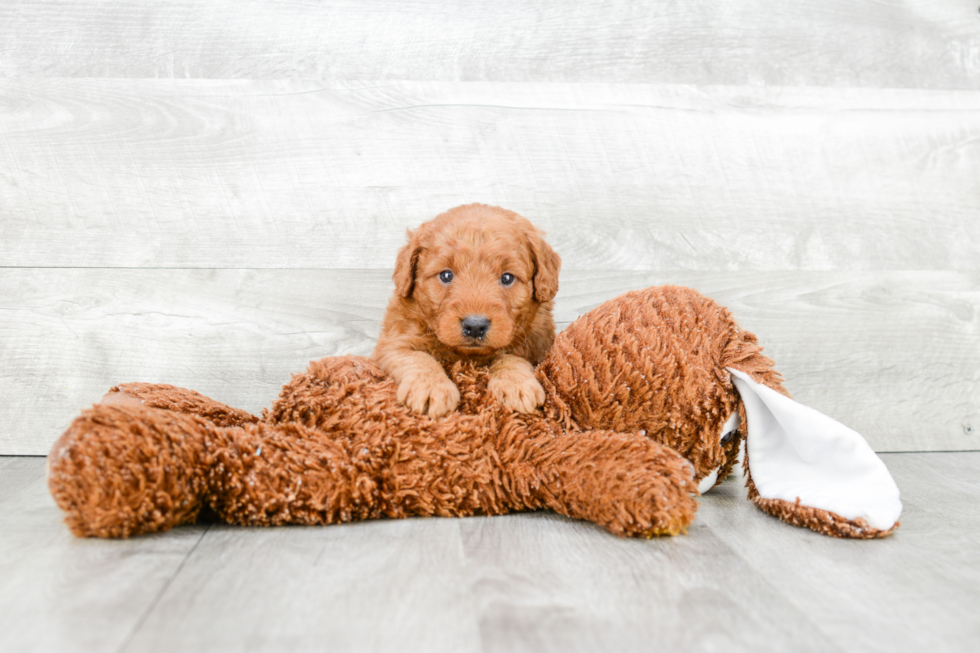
372,204 -> 561,418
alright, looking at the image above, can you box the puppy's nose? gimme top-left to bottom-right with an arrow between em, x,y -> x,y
461,315 -> 491,340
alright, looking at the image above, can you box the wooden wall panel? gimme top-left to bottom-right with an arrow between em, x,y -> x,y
562,271 -> 980,454
2,1 -> 977,458
1,1 -> 977,88
2,81 -> 977,270
0,269 -> 390,455
2,269 -> 975,455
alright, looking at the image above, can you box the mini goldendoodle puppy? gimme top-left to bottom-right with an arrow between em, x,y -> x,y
373,204 -> 561,418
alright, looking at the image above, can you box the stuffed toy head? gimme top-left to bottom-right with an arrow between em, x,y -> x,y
538,285 -> 901,538
47,285 -> 901,539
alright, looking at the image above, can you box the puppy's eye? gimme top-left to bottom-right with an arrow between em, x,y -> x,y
500,273 -> 516,287
439,270 -> 454,284
720,430 -> 735,445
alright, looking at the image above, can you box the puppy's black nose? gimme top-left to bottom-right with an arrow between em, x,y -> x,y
461,315 -> 491,339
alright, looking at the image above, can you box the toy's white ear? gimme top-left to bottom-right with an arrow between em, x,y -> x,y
728,368 -> 902,537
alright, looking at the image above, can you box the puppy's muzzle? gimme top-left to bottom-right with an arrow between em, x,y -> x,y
461,315 -> 491,340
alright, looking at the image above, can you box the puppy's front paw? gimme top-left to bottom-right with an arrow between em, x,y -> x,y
489,373 -> 546,413
397,372 -> 460,418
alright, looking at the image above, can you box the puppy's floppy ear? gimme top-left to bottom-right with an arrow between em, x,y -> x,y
393,229 -> 422,298
528,230 -> 561,303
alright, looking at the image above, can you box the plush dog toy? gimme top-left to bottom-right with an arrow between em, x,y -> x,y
47,286 -> 901,540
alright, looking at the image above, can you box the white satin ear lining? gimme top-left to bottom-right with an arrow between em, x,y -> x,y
728,368 -> 902,531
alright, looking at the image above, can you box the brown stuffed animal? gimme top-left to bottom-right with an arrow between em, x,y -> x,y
47,286 -> 901,540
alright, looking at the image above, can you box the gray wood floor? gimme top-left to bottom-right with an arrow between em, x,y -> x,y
2,452 -> 977,653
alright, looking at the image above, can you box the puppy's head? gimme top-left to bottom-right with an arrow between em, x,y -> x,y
393,204 -> 561,357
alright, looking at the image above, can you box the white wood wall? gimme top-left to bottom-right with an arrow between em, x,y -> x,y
2,1 -> 978,454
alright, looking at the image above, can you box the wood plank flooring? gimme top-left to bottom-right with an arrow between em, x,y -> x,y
2,453 -> 976,653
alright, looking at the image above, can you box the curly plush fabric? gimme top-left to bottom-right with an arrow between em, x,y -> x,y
49,357 -> 699,538
48,285 -> 895,539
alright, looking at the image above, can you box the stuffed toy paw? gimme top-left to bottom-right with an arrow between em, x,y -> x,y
48,285 -> 901,539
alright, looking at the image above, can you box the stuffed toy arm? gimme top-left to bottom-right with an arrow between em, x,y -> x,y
513,426 -> 699,537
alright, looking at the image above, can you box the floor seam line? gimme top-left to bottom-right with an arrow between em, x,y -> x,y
116,524 -> 211,653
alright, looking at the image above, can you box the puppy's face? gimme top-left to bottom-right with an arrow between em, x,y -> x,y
394,205 -> 560,358
415,227 -> 534,356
